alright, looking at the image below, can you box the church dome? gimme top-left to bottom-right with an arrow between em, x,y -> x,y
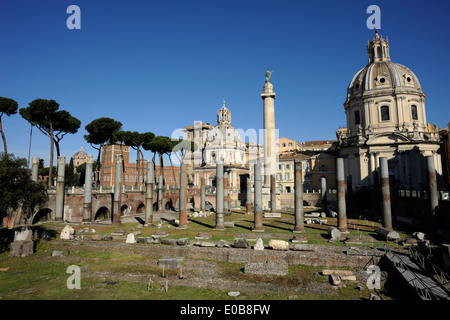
346,31 -> 424,102
72,146 -> 88,159
342,31 -> 430,141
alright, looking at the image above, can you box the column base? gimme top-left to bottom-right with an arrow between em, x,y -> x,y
213,227 -> 225,231
292,228 -> 304,233
252,228 -> 265,232
177,225 -> 188,230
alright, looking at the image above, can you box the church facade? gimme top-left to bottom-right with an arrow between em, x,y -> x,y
183,101 -> 250,208
338,31 -> 442,191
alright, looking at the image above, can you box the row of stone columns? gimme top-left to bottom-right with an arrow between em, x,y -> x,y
31,153 -> 440,232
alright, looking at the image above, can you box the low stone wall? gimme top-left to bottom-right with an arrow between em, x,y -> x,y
47,239 -> 380,268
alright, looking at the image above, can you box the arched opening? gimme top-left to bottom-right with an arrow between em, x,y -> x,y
136,203 -> 145,214
165,199 -> 174,211
32,208 -> 52,224
94,207 -> 110,221
121,205 -> 129,216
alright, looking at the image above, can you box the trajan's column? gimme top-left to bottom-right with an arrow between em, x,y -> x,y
261,69 -> 278,210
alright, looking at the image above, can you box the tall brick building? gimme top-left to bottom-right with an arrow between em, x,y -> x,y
100,143 -> 180,188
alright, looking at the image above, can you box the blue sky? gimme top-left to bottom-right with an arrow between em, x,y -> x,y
1,0 -> 449,166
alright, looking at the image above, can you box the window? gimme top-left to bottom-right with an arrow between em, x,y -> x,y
284,173 -> 290,180
411,105 -> 418,121
380,106 -> 390,121
354,110 -> 361,125
278,184 -> 283,193
285,164 -> 290,170
319,165 -> 328,172
278,164 -> 282,170
277,174 -> 282,180
286,186 -> 291,193
282,143 -> 286,147
288,143 -> 293,147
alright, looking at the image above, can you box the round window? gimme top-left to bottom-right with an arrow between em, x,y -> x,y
379,77 -> 386,84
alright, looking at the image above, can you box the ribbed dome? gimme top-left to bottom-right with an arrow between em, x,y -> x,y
72,146 -> 88,159
347,61 -> 422,97
346,31 -> 424,102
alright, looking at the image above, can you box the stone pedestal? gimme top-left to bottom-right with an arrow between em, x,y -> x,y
10,241 -> 34,257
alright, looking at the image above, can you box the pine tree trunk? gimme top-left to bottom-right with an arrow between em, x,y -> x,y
48,123 -> 54,188
0,117 -> 7,155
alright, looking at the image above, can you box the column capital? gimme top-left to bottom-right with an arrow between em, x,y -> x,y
115,154 -> 123,164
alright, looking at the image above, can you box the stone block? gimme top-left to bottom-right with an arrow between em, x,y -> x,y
264,212 -> 281,218
91,235 -> 102,241
330,275 -> 341,286
152,230 -> 168,238
217,240 -> 231,248
253,238 -> 264,251
9,241 -> 34,257
321,269 -> 353,276
233,238 -> 249,249
194,241 -> 216,247
51,250 -> 66,257
157,257 -> 184,270
244,260 -> 288,276
60,225 -> 75,240
137,236 -> 159,244
291,244 -> 315,251
14,228 -> 32,242
268,239 -> 289,251
101,235 -> 113,241
224,221 -> 235,228
160,238 -> 178,245
126,233 -> 136,244
176,238 -> 189,246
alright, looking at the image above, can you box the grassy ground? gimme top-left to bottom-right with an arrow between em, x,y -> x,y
0,209 -> 414,300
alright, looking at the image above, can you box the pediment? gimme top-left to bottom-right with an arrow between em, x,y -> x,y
366,133 -> 412,145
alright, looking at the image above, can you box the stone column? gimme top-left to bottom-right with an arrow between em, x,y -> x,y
380,157 -> 392,230
55,156 -> 65,222
261,77 -> 276,187
336,158 -> 347,232
83,155 -> 93,222
253,160 -> 264,232
215,162 -> 225,230
427,155 -> 439,218
145,162 -> 154,225
261,73 -> 277,211
246,177 -> 252,214
293,159 -> 304,233
179,161 -> 188,228
200,176 -> 206,212
320,176 -> 327,212
31,157 -> 39,182
270,174 -> 277,212
113,154 -> 123,225
224,171 -> 229,213
158,175 -> 163,212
